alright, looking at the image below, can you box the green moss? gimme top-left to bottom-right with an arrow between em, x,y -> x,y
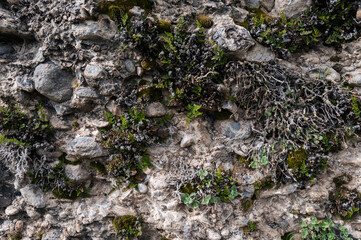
333,175 -> 352,188
72,121 -> 79,128
196,14 -> 214,28
157,19 -> 173,32
180,183 -> 197,194
52,188 -> 78,200
7,232 -> 22,240
0,134 -> 28,146
141,59 -> 155,71
243,221 -> 257,234
242,199 -> 253,211
253,177 -> 274,198
287,148 -> 308,169
137,87 -> 163,102
99,0 -> 153,20
113,215 -> 142,238
90,161 -> 106,174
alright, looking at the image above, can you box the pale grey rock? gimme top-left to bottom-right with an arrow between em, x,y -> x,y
180,134 -> 195,148
74,87 -> 98,99
25,206 -> 41,219
138,183 -> 148,194
65,165 -> 91,181
145,102 -> 167,117
357,7 -> 361,21
52,101 -> 74,116
84,63 -> 103,87
33,62 -> 73,102
16,76 -> 34,92
212,25 -> 255,58
221,228 -> 230,237
245,0 -> 260,8
0,8 -> 33,40
71,19 -> 117,40
231,7 -> 249,22
149,172 -> 168,190
214,120 -> 252,140
125,59 -> 136,73
273,0 -> 312,18
5,205 -> 20,216
66,137 -> 103,158
20,185 -> 46,208
345,70 -> 361,87
325,67 -> 340,83
245,42 -> 275,62
261,0 -> 275,12
206,229 -> 222,240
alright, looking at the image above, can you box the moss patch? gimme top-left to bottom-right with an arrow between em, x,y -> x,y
113,215 -> 143,238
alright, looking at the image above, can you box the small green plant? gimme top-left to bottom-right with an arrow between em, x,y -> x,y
186,103 -> 202,125
250,149 -> 269,169
180,168 -> 238,208
298,217 -> 353,240
113,215 -> 143,238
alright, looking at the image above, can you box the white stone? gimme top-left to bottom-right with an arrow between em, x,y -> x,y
20,185 -> 46,208
273,0 -> 312,18
180,134 -> 195,148
206,229 -> 222,240
138,183 -> 148,194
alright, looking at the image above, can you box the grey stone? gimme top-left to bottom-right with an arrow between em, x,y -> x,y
65,165 -> 91,181
245,42 -> 275,62
212,25 -> 254,59
74,87 -> 98,99
0,8 -> 33,40
16,76 -> 34,92
71,19 -> 118,41
214,120 -> 252,140
206,229 -> 222,240
145,102 -> 167,117
125,59 -> 136,73
52,102 -> 74,116
261,0 -> 275,12
274,0 -> 312,18
345,70 -> 361,87
5,205 -> 20,216
84,63 -> 103,87
33,62 -> 73,102
138,183 -> 148,194
0,43 -> 14,55
66,137 -> 103,158
20,185 -> 46,208
231,7 -> 249,22
180,134 -> 195,148
245,0 -> 260,8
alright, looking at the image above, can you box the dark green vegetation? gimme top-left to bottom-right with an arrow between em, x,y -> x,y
100,109 -> 162,189
29,154 -> 91,200
329,175 -> 361,220
99,0 -> 153,19
226,61 -> 360,183
298,217 -> 353,240
243,0 -> 361,57
180,168 -> 238,208
113,215 -> 143,238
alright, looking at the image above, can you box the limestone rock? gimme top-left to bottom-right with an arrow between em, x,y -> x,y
145,102 -> 167,117
33,62 -> 73,102
84,63 -> 104,87
345,70 -> 361,87
206,229 -> 222,240
212,25 -> 255,59
66,137 -> 103,158
180,134 -> 195,148
273,0 -> 312,18
0,8 -> 33,40
71,19 -> 118,41
20,185 -> 46,208
214,120 -> 252,140
64,164 -> 91,181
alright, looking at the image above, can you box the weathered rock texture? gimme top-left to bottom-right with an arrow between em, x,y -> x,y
0,0 -> 361,240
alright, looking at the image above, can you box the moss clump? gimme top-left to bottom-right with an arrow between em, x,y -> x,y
7,232 -> 22,240
72,121 -> 79,128
99,0 -> 153,20
242,199 -> 253,211
243,221 -> 257,234
333,174 -> 352,188
52,188 -> 79,200
113,215 -> 142,238
196,14 -> 214,28
180,183 -> 197,194
90,161 -> 106,174
157,19 -> 173,32
287,148 -> 308,169
141,59 -> 155,71
253,177 -> 274,198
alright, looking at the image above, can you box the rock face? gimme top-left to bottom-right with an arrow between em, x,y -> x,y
33,63 -> 73,102
1,0 -> 361,240
274,0 -> 312,18
20,185 -> 46,208
65,137 -> 103,158
212,25 -> 255,58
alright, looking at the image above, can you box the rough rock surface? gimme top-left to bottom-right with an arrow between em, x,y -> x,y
0,0 -> 361,240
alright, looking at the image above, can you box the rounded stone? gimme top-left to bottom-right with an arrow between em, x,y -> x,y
138,183 -> 148,194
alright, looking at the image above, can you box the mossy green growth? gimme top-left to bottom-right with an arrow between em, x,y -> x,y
99,0 -> 153,20
52,188 -> 79,200
0,134 -> 28,146
287,148 -> 308,169
242,199 -> 253,211
113,215 -> 142,238
180,183 -> 197,194
243,221 -> 257,234
90,161 -> 106,174
141,59 -> 155,71
196,14 -> 214,28
333,174 -> 352,188
253,177 -> 274,198
7,232 -> 22,240
157,19 -> 173,32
